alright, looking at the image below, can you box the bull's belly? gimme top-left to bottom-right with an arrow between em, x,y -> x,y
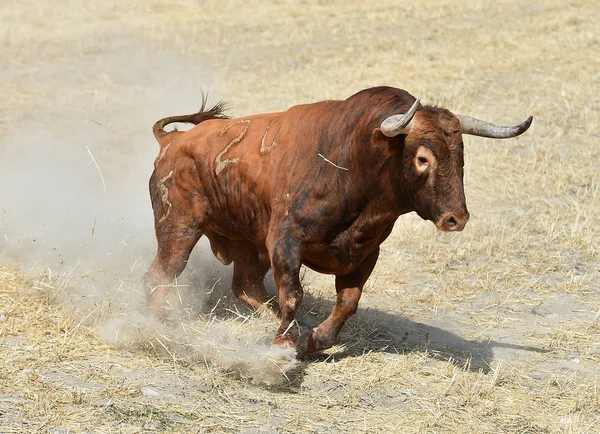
302,259 -> 356,275
205,229 -> 271,268
301,244 -> 377,276
205,230 -> 374,276
204,216 -> 389,277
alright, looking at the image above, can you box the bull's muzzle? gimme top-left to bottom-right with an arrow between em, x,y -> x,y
436,211 -> 470,232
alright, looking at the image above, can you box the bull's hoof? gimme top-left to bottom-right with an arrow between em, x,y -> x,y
146,302 -> 168,321
305,329 -> 335,354
272,334 -> 296,350
145,283 -> 170,321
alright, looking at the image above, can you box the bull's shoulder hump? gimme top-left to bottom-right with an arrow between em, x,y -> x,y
285,99 -> 343,114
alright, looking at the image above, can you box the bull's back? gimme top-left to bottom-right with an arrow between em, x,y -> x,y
161,101 -> 344,246
182,112 -> 290,244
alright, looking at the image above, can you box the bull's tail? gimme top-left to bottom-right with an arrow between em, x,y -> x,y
152,95 -> 229,144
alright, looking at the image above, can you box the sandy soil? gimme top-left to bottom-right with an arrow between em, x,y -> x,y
1,0 -> 599,432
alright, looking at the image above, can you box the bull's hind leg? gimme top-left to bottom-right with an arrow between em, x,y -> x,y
144,167 -> 207,318
230,241 -> 274,314
144,224 -> 203,317
306,248 -> 379,353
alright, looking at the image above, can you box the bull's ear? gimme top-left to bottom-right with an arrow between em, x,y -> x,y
372,128 -> 401,159
372,127 -> 398,144
372,127 -> 405,145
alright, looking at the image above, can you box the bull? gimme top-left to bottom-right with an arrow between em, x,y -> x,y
145,86 -> 532,353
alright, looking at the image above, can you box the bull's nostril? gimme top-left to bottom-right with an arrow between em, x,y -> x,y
446,216 -> 457,228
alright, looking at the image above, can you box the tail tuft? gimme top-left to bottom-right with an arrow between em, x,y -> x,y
152,93 -> 230,142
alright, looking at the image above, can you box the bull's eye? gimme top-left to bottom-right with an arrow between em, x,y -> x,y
415,146 -> 434,174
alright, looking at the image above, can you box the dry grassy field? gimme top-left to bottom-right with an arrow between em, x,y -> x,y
1,0 -> 599,432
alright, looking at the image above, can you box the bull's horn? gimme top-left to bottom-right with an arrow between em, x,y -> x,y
457,114 -> 533,139
380,99 -> 420,137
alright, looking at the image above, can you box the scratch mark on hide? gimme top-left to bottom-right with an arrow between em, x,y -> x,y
219,119 -> 251,136
157,170 -> 174,223
154,143 -> 171,167
216,120 -> 250,175
318,153 -> 348,171
260,120 -> 280,153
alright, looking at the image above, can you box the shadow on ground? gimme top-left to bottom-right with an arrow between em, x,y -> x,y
154,259 -> 548,390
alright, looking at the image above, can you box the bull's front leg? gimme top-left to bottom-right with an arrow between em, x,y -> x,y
306,248 -> 379,353
268,236 -> 303,349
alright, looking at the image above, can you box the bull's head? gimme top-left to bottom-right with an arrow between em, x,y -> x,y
380,99 -> 532,232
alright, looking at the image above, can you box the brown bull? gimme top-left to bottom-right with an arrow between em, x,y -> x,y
145,86 -> 532,353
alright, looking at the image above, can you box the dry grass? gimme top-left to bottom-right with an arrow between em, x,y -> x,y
2,0 -> 600,432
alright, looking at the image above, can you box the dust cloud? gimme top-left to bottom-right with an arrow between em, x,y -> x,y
0,35 -> 296,383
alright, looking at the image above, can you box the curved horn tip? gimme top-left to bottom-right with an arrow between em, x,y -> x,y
511,115 -> 533,137
521,115 -> 534,132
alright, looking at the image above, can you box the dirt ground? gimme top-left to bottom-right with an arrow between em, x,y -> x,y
1,0 -> 599,432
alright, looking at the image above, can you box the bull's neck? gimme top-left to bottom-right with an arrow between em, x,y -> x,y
387,152 -> 416,217
347,150 -> 409,220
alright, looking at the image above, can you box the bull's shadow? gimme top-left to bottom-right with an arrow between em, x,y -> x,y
297,298 -> 547,371
177,258 -> 546,385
